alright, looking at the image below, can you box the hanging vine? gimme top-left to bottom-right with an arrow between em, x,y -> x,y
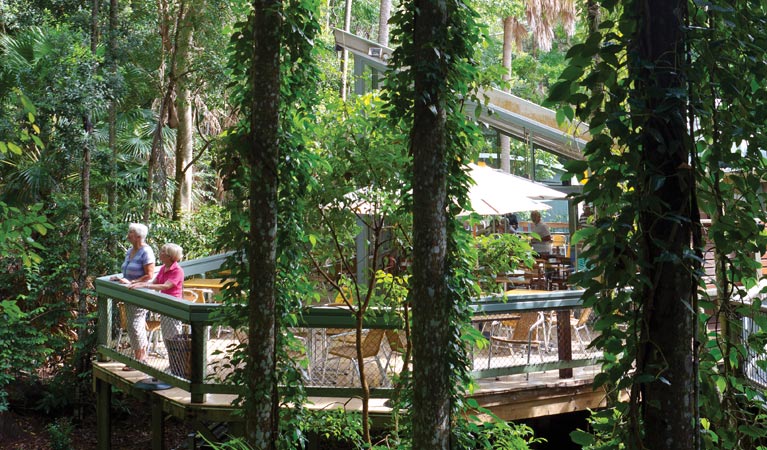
218,0 -> 322,445
383,0 -> 498,446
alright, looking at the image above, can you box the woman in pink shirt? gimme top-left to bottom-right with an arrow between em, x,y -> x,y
129,243 -> 184,342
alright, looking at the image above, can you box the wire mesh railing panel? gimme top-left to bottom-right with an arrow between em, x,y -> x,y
471,307 -> 601,373
301,328 -> 394,388
102,299 -> 239,382
743,313 -> 767,388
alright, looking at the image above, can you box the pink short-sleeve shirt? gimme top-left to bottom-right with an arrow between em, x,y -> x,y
155,262 -> 184,298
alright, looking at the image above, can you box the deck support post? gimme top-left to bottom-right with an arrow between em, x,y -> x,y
190,321 -> 208,403
557,310 -> 573,378
96,377 -> 112,450
151,394 -> 165,450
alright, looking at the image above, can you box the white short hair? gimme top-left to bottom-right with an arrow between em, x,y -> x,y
161,243 -> 183,262
128,223 -> 149,239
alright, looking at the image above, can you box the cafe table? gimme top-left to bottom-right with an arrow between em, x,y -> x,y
183,278 -> 231,300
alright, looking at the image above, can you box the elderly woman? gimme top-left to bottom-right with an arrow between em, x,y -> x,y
110,223 -> 155,370
129,243 -> 184,343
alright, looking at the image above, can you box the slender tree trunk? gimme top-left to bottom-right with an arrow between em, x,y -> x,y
145,0 -> 173,222
499,16 -> 513,173
75,0 -> 97,421
78,0 -> 97,355
172,0 -> 201,219
411,0 -> 450,447
340,0 -> 352,100
634,1 -> 694,449
587,0 -> 600,33
91,0 -> 99,51
108,0 -> 118,216
378,0 -> 390,47
244,0 -> 281,446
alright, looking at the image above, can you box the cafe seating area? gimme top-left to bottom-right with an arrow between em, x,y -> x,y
494,253 -> 576,292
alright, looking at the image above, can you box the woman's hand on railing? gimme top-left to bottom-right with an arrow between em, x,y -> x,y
110,275 -> 129,285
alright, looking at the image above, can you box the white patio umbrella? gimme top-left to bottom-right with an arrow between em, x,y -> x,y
334,163 -> 563,217
467,185 -> 550,215
465,163 -> 563,215
468,163 -> 566,201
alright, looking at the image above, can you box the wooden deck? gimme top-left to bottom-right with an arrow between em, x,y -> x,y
94,255 -> 604,448
93,358 -> 605,446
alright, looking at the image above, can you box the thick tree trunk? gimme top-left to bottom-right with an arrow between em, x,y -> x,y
635,1 -> 694,449
499,16 -> 513,173
411,0 -> 450,447
173,87 -> 193,218
78,124 -> 92,352
244,0 -> 281,446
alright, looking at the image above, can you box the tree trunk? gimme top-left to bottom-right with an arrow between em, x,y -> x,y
107,0 -> 118,216
635,1 -> 694,449
172,0 -> 200,219
499,16 -> 513,173
78,121 -> 92,354
378,0 -> 391,47
244,0 -> 281,446
145,0 -> 173,222
79,0 -> 96,358
340,0 -> 352,100
90,0 -> 99,52
411,0 -> 450,447
587,0 -> 600,34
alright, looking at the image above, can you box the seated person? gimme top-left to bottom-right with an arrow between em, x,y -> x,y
505,213 -> 519,233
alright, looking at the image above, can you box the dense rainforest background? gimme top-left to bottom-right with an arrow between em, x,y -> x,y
3,0 -> 767,449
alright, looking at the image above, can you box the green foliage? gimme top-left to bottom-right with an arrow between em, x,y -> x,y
570,408 -> 626,450
454,399 -> 544,450
303,409 -> 365,447
46,417 -> 74,450
0,202 -> 51,267
0,299 -> 51,412
473,233 -> 534,294
0,25 -> 107,204
305,94 -> 412,294
151,205 -> 227,260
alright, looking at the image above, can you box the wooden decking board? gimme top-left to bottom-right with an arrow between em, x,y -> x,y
470,366 -> 605,421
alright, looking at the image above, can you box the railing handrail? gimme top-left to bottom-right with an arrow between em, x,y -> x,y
94,278 -> 220,322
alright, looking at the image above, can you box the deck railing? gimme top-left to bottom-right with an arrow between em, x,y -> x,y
95,253 -> 600,403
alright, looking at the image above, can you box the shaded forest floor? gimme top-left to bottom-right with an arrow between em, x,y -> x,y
0,377 -> 356,450
0,395 -> 191,450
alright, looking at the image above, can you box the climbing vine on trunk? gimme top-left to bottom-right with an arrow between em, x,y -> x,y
550,1 -> 767,449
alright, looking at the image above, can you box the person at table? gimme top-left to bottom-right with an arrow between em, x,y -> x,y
577,205 -> 595,271
530,210 -> 552,256
109,223 -> 155,370
505,213 -> 519,233
129,243 -> 184,344
578,204 -> 594,229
